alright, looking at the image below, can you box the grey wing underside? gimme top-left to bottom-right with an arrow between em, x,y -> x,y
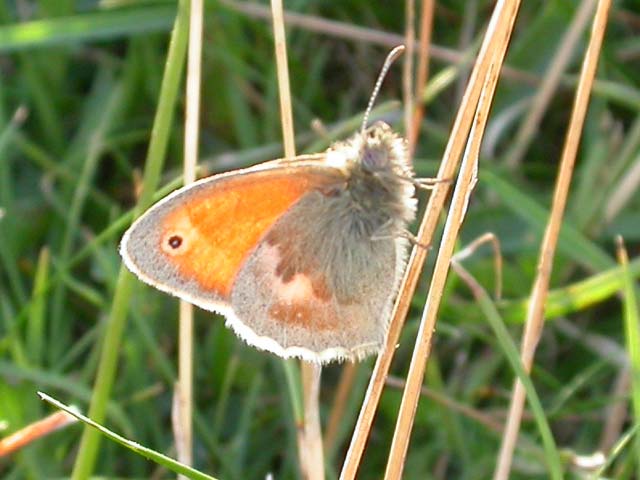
227,190 -> 410,363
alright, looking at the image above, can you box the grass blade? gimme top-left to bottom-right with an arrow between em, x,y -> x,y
0,6 -> 176,53
616,237 -> 640,475
452,263 -> 563,478
70,2 -> 190,477
40,392 -> 217,480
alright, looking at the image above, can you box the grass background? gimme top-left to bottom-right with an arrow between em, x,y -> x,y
1,0 -> 640,478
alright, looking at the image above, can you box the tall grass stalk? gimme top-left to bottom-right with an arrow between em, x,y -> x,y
340,1 -> 522,476
270,0 -> 324,477
175,0 -> 204,473
494,1 -> 613,477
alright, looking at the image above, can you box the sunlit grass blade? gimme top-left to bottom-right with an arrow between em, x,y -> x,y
0,6 -> 176,53
501,256 -> 640,323
591,424 -> 640,479
616,237 -> 640,475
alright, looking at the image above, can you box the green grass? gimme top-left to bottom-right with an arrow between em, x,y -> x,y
1,1 -> 640,479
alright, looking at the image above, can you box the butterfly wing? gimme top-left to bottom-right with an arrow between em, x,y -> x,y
121,160 -> 343,304
121,159 -> 408,363
229,189 -> 407,363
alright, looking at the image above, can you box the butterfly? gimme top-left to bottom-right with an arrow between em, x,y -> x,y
120,46 -> 425,364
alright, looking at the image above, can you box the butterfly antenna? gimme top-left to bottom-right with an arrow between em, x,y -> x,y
361,45 -> 406,133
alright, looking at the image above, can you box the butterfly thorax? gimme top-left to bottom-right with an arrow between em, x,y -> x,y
325,122 -> 417,240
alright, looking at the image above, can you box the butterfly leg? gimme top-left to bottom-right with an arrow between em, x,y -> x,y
398,230 -> 431,250
370,222 -> 430,250
394,174 -> 452,191
412,176 -> 452,191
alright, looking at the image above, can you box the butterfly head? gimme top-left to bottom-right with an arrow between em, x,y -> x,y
359,121 -> 410,175
322,121 -> 416,229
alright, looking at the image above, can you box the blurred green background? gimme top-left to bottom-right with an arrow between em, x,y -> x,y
1,0 -> 639,479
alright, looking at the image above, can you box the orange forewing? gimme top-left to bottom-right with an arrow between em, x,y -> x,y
159,171 -> 339,297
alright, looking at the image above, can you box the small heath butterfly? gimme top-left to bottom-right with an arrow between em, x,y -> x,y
120,47 -> 419,363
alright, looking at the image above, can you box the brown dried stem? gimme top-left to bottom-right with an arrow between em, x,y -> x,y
301,363 -> 325,480
403,0 -> 416,136
220,0 -> 537,86
271,0 -> 295,160
339,1 -> 522,478
493,1 -> 613,478
385,376 -> 503,433
270,1 -> 324,478
324,363 -> 358,452
384,38 -> 509,480
505,0 -> 598,170
175,0 -> 203,473
408,0 -> 435,154
453,232 -> 503,301
0,411 -> 77,458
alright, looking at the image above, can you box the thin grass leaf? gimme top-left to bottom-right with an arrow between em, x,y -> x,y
482,169 -> 613,271
282,359 -> 304,432
27,248 -> 50,366
39,392 -> 218,480
0,109 -> 28,305
453,264 -> 563,479
591,424 -> 640,479
48,73 -> 123,363
617,238 -> 640,474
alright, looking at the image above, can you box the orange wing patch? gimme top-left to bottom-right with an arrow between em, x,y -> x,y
159,172 -> 337,298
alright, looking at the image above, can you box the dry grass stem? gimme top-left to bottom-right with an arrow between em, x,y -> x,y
339,2 -> 522,478
174,302 -> 194,473
454,0 -> 478,102
453,232 -> 503,300
301,363 -> 325,480
408,0 -> 435,154
506,0 -> 598,169
385,376 -> 503,433
604,155 -> 640,221
270,1 -> 324,477
598,365 -> 631,453
384,43 -> 506,480
556,318 -> 627,367
175,0 -> 204,472
493,1 -> 613,478
324,363 -> 358,452
270,0 -> 295,159
221,0 -> 459,65
220,0 -> 548,88
403,0 -> 415,136
0,411 -> 77,458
